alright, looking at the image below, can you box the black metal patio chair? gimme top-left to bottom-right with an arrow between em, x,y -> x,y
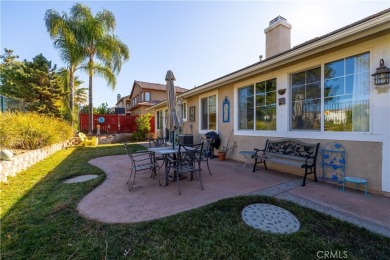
148,137 -> 167,169
200,137 -> 213,175
169,143 -> 204,195
124,143 -> 160,191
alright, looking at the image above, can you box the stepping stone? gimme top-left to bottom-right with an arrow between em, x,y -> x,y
63,175 -> 99,184
242,203 -> 300,234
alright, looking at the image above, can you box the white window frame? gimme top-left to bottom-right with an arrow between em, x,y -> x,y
199,90 -> 218,134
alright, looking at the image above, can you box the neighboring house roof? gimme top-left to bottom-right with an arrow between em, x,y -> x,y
129,80 -> 188,100
128,80 -> 189,113
137,80 -> 188,93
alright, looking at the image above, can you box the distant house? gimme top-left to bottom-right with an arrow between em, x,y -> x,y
126,80 -> 187,116
148,9 -> 390,194
115,94 -> 130,114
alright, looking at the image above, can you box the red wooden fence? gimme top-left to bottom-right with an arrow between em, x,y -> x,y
79,114 -> 155,134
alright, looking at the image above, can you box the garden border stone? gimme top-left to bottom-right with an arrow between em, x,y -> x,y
0,142 -> 69,183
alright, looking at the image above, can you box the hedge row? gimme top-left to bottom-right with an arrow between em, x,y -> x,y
0,112 -> 73,150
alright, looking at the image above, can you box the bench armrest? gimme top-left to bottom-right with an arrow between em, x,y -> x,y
303,155 -> 316,167
253,148 -> 265,155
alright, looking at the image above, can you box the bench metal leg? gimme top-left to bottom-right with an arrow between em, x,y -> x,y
252,159 -> 257,172
252,158 -> 267,172
302,166 -> 317,186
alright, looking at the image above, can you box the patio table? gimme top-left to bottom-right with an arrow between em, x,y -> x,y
148,146 -> 196,186
147,147 -> 179,186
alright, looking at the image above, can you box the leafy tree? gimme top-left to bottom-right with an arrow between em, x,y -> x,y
70,3 -> 129,134
132,113 -> 152,141
0,50 -> 64,117
23,54 -> 64,117
95,102 -> 110,114
0,49 -> 27,99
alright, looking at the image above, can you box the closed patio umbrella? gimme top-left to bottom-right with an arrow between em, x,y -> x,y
166,70 -> 180,148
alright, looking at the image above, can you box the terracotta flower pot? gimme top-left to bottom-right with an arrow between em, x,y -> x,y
218,152 -> 226,161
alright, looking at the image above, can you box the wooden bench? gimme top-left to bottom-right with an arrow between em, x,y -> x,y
252,139 -> 320,186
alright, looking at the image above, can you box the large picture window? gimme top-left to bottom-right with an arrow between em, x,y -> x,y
201,95 -> 216,130
238,78 -> 276,130
290,52 -> 370,132
324,52 -> 370,132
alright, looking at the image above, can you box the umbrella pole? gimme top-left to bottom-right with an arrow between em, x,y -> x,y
172,130 -> 175,149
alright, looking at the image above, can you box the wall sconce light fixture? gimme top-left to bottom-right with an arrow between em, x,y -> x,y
277,88 -> 286,95
372,59 -> 390,93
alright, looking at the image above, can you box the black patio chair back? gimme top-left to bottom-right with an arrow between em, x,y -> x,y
200,137 -> 213,175
124,143 -> 160,191
173,143 -> 204,195
148,137 -> 167,168
149,137 -> 167,148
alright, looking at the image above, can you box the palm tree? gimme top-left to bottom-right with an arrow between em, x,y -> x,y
71,3 -> 129,134
44,9 -> 85,127
58,68 -> 86,121
74,85 -> 88,108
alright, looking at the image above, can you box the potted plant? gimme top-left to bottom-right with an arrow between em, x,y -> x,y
217,142 -> 237,161
217,147 -> 227,160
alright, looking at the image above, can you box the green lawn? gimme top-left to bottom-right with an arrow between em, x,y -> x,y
1,144 -> 389,259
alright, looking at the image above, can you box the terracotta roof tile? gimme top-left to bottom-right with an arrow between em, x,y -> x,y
136,80 -> 188,93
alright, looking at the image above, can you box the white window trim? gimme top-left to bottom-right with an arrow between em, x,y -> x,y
199,90 -> 218,134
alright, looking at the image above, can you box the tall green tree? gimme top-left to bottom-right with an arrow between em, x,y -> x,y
0,49 -> 26,99
0,51 -> 64,117
71,3 -> 129,134
44,9 -> 85,125
23,54 -> 64,117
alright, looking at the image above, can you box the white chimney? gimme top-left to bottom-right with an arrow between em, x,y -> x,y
117,94 -> 121,102
264,16 -> 292,58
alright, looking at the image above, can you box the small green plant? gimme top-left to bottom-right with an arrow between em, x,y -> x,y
132,113 -> 152,141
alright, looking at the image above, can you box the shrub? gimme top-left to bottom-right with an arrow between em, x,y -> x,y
132,113 -> 152,141
0,112 -> 73,150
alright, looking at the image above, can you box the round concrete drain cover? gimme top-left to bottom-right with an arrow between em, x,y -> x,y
63,175 -> 98,184
242,203 -> 300,234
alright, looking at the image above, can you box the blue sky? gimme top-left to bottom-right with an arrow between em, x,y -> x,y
1,1 -> 389,107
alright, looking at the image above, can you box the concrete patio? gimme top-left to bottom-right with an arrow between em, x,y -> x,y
76,153 -> 390,238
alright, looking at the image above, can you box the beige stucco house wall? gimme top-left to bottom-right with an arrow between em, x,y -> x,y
148,9 -> 390,194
